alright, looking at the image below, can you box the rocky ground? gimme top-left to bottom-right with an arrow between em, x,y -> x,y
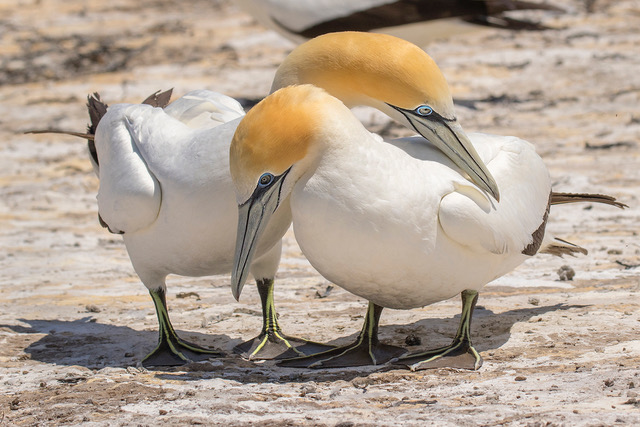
1,0 -> 639,425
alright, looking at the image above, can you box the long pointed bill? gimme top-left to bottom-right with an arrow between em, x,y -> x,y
231,174 -> 287,301
401,110 -> 500,202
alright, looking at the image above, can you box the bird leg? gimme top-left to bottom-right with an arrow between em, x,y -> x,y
278,302 -> 406,368
395,289 -> 483,371
142,288 -> 222,368
234,278 -> 334,360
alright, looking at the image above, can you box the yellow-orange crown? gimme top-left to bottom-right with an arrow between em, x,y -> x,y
272,31 -> 453,113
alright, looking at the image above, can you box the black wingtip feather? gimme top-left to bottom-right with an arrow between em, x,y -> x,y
551,192 -> 628,209
141,89 -> 173,108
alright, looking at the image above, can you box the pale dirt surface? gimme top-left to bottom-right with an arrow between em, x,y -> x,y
1,0 -> 639,425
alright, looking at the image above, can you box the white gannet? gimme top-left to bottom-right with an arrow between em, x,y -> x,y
84,89 -> 322,366
237,0 -> 562,46
230,84 -> 626,370
37,31 -> 503,367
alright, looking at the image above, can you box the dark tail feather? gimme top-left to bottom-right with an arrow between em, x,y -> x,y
87,92 -> 108,136
142,89 -> 173,108
86,93 -> 108,167
540,238 -> 588,257
551,192 -> 628,209
27,90 -> 172,169
540,191 -> 626,258
25,129 -> 94,140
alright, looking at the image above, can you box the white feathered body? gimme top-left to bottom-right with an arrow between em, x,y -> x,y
290,113 -> 551,309
94,91 -> 290,288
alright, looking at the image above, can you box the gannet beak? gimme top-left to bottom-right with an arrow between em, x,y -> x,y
391,106 -> 500,202
231,171 -> 289,301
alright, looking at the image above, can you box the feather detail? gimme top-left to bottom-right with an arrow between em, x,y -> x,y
86,93 -> 109,167
540,237 -> 588,257
141,89 -> 173,109
551,192 -> 628,209
87,92 -> 108,136
535,192 -> 626,257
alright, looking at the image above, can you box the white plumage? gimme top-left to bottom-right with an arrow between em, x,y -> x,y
93,90 -> 296,366
230,85 -> 623,369
292,132 -> 550,310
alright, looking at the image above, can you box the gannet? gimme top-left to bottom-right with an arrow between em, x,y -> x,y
84,90 -> 329,366
230,84 -> 626,370
238,0 -> 562,46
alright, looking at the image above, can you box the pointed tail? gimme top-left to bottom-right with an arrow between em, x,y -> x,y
540,237 -> 588,257
551,192 -> 628,209
86,92 -> 109,168
539,191 -> 627,257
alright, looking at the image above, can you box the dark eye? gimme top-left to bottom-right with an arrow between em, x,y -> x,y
415,105 -> 433,116
258,173 -> 274,188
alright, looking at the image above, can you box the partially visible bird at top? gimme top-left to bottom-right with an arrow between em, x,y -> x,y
237,0 -> 563,46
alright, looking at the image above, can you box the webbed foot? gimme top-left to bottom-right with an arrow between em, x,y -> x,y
278,302 -> 406,368
395,289 -> 482,371
236,278 -> 335,360
278,338 -> 405,368
143,288 -> 223,368
234,332 -> 334,360
142,336 -> 223,368
394,340 -> 482,371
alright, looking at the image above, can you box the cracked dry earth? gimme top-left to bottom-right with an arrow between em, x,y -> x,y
1,0 -> 639,425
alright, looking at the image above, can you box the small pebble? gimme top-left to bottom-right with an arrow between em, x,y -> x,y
405,333 -> 422,346
300,384 -> 317,397
85,304 -> 101,313
557,265 -> 575,281
528,297 -> 540,306
515,376 -> 527,381
159,409 -> 168,415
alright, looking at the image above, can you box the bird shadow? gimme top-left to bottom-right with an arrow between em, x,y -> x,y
383,303 -> 583,353
2,303 -> 583,384
1,317 -> 241,370
157,302 -> 584,384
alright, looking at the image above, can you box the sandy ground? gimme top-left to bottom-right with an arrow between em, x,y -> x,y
1,0 -> 639,425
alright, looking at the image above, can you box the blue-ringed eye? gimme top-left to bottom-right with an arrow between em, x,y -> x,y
415,105 -> 433,116
258,173 -> 274,188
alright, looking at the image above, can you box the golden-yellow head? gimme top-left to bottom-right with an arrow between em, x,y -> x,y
271,31 -> 454,115
230,85 -> 331,202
